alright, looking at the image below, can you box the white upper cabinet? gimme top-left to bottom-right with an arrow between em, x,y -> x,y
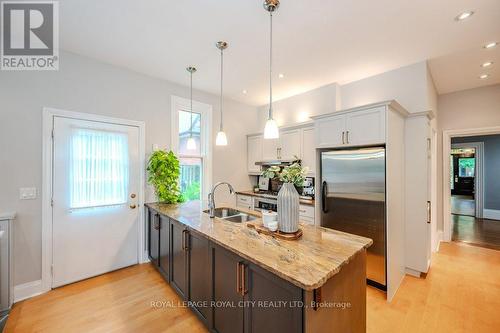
345,107 -> 386,146
314,106 -> 386,148
315,115 -> 345,147
301,126 -> 316,175
247,135 -> 263,174
262,138 -> 280,161
280,129 -> 301,161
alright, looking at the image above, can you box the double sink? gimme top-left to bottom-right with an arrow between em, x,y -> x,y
204,207 -> 258,223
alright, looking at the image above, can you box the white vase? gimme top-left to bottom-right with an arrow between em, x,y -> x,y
277,182 -> 300,233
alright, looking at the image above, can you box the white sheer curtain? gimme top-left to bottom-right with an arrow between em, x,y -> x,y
69,128 -> 129,209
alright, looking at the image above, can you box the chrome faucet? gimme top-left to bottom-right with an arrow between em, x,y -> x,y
208,182 -> 235,218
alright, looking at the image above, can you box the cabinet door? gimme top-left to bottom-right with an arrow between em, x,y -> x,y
170,219 -> 188,299
247,136 -> 263,173
243,262 -> 303,333
211,243 -> 244,333
345,107 -> 386,146
301,127 -> 316,174
262,138 -> 279,161
315,115 -> 345,148
158,215 -> 170,280
147,208 -> 159,266
280,129 -> 301,161
188,230 -> 211,325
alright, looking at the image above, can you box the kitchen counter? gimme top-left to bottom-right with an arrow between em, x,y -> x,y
235,190 -> 315,206
145,201 -> 371,291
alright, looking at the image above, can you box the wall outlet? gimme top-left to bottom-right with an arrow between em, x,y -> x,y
20,187 -> 37,200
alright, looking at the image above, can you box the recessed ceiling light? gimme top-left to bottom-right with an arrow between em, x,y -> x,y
242,89 -> 247,94
479,74 -> 490,80
455,11 -> 474,21
484,42 -> 498,49
481,61 -> 493,68
278,73 -> 284,79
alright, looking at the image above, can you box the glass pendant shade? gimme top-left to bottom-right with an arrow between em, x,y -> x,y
264,118 -> 279,139
215,131 -> 228,146
186,137 -> 196,150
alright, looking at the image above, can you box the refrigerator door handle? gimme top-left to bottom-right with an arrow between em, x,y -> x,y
321,181 -> 329,213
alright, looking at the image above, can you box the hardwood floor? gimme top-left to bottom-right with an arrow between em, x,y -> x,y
451,195 -> 475,216
452,214 -> 500,250
6,242 -> 500,333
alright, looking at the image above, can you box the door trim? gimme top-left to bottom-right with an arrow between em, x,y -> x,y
442,126 -> 500,242
42,107 -> 146,294
450,142 -> 483,218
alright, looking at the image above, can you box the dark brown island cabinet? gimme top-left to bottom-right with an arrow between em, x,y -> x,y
146,205 -> 367,333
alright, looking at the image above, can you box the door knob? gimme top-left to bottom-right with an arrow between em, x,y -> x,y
130,193 -> 136,198
130,204 -> 137,209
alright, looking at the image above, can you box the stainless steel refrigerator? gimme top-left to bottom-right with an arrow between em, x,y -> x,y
320,147 -> 386,290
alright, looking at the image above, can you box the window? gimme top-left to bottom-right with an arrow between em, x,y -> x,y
172,96 -> 212,203
69,128 -> 129,209
458,158 -> 475,177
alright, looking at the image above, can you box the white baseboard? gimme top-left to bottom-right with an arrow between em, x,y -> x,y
483,209 -> 500,221
435,230 -> 443,252
14,280 -> 45,302
405,267 -> 422,278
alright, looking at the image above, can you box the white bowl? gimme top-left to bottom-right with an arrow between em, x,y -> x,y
267,221 -> 278,232
261,210 -> 277,228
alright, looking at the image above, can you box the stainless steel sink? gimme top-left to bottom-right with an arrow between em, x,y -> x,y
223,214 -> 257,223
203,207 -> 258,223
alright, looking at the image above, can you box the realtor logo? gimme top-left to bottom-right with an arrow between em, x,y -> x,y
1,1 -> 59,70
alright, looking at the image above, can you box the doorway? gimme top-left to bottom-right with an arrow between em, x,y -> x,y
42,108 -> 146,291
445,133 -> 500,250
450,145 -> 476,217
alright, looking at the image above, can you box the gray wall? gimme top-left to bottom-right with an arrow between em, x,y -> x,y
452,135 -> 500,210
0,51 -> 259,285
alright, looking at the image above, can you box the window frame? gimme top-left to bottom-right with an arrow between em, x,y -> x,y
171,96 -> 212,205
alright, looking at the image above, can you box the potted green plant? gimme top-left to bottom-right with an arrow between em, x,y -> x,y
147,150 -> 184,203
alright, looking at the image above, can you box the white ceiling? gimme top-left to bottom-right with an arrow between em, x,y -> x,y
60,0 -> 500,105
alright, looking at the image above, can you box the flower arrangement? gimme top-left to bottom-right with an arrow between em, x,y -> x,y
261,161 -> 309,187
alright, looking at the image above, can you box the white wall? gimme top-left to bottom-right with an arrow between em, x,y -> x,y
340,61 -> 433,114
0,51 -> 258,285
436,84 -> 500,230
257,83 -> 341,129
254,61 -> 437,132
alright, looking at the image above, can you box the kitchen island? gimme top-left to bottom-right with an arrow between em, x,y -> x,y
145,201 -> 372,333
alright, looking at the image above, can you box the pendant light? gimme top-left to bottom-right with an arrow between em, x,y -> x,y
215,41 -> 228,146
186,66 -> 197,150
263,0 -> 280,139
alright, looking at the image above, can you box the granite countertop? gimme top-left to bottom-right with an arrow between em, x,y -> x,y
236,190 -> 315,206
146,201 -> 372,291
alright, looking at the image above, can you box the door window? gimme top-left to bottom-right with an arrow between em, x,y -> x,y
69,128 -> 129,209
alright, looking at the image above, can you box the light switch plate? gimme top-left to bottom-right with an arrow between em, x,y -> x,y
20,187 -> 37,200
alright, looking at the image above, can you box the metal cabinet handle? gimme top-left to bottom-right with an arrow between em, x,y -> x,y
182,230 -> 189,251
241,263 -> 247,296
154,214 -> 160,230
427,201 -> 431,224
236,262 -> 242,295
322,181 -> 329,214
342,131 -> 345,144
346,131 -> 350,144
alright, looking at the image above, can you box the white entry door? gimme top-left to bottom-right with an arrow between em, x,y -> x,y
52,116 -> 140,288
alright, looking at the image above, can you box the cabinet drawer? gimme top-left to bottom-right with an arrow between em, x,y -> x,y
237,195 -> 253,209
299,204 -> 314,219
